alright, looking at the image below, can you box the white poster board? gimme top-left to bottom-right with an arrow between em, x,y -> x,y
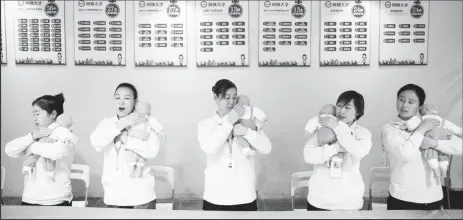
14,0 -> 66,64
196,0 -> 249,67
134,0 -> 187,67
258,0 -> 311,67
74,0 -> 126,65
1,0 -> 6,64
319,0 -> 371,66
379,0 -> 430,65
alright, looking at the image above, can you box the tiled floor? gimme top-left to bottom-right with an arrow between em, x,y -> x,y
2,197 -> 378,211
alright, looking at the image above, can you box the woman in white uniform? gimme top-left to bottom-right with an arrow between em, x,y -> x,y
90,83 -> 163,209
304,90 -> 372,211
5,93 -> 77,206
197,79 -> 272,211
382,84 -> 462,210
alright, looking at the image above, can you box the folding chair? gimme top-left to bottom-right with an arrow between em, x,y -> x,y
151,166 -> 174,210
70,164 -> 90,207
290,171 -> 313,211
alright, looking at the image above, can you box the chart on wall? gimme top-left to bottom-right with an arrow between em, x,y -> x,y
379,0 -> 429,65
134,0 -> 187,67
1,0 -> 6,64
319,0 -> 371,66
74,0 -> 126,66
196,0 -> 249,67
14,0 -> 66,64
258,0 -> 311,67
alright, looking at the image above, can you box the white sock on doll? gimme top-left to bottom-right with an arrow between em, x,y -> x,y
439,160 -> 449,178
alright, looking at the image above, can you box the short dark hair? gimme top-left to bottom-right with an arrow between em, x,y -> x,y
32,93 -> 65,117
336,90 -> 365,120
212,79 -> 237,99
397,84 -> 426,106
115,83 -> 138,100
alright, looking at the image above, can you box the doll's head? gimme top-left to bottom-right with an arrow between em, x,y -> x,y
319,104 -> 336,116
237,95 -> 251,106
135,101 -> 151,116
419,104 -> 440,116
56,114 -> 73,128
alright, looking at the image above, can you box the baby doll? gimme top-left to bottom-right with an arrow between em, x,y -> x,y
305,104 -> 338,145
305,104 -> 345,177
404,104 -> 461,178
222,95 -> 267,158
121,101 -> 164,178
22,114 -> 73,180
235,95 -> 267,157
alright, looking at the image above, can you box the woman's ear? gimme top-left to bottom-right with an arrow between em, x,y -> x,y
417,105 -> 424,114
51,110 -> 58,119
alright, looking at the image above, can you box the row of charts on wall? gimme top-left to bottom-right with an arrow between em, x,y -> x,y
0,0 -> 430,66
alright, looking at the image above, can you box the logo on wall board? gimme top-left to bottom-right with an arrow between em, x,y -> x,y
325,1 -> 332,8
200,0 -> 207,8
106,0 -> 120,18
167,0 -> 180,18
79,0 -> 85,7
352,4 -> 365,18
385,1 -> 391,8
229,0 -> 242,18
291,0 -> 305,19
45,0 -> 59,17
410,0 -> 424,19
139,0 -> 146,8
264,0 -> 270,7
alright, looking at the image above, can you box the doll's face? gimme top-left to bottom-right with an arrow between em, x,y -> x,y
419,105 -> 439,116
56,115 -> 73,127
135,102 -> 151,116
237,95 -> 250,106
320,104 -> 336,116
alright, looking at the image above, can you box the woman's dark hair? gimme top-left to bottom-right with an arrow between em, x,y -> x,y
397,84 -> 426,106
336,90 -> 365,120
31,93 -> 65,117
115,82 -> 138,100
212,79 -> 237,99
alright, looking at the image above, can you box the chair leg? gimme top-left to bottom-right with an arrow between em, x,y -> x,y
171,189 -> 175,210
84,188 -> 89,207
291,196 -> 294,211
446,185 -> 451,209
368,189 -> 372,210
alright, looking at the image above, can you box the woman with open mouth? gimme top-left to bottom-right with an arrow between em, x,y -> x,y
90,82 -> 163,209
303,90 -> 372,211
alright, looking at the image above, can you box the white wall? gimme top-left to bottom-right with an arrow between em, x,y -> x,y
1,1 -> 462,199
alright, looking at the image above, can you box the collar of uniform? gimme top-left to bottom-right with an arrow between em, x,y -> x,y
213,112 -> 226,125
48,122 -> 59,130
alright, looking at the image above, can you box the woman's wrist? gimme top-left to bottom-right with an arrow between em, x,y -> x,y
414,128 -> 427,136
30,133 -> 37,142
